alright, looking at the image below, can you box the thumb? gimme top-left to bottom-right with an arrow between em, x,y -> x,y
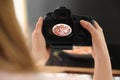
35,17 -> 43,31
80,20 -> 96,35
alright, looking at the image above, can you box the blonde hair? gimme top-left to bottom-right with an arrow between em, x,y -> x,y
0,0 -> 35,71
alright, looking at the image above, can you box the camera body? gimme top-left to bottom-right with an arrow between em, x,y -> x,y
42,7 -> 94,50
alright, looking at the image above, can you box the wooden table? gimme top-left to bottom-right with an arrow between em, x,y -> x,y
38,66 -> 120,76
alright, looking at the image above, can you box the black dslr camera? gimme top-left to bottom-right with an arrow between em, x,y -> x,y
42,7 -> 94,50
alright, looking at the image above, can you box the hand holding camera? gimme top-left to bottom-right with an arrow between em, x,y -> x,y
32,6 -> 112,80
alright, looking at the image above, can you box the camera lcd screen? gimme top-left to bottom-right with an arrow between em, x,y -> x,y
52,23 -> 72,37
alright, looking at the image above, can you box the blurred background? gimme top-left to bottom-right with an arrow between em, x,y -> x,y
13,0 -> 120,78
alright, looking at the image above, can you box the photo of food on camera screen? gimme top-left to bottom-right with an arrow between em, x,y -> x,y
52,23 -> 72,37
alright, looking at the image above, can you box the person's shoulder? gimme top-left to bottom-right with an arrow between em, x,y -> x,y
0,71 -> 41,80
0,71 -> 93,80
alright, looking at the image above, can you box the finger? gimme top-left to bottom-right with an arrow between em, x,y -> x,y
35,17 -> 43,31
93,21 -> 102,29
80,20 -> 96,34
